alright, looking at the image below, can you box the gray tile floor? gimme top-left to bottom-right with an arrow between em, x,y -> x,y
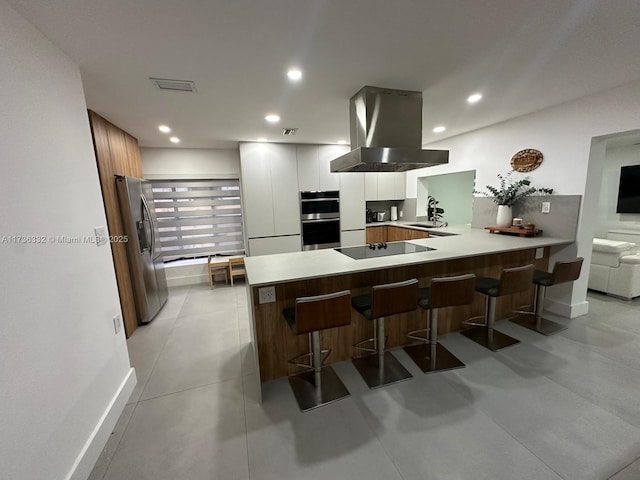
89,284 -> 640,480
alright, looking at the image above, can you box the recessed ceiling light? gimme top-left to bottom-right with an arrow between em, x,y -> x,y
433,126 -> 447,133
467,93 -> 482,104
169,136 -> 180,144
257,137 -> 267,142
337,140 -> 348,144
158,125 -> 171,133
287,69 -> 302,81
265,114 -> 280,123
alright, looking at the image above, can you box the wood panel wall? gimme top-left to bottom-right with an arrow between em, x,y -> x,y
88,110 -> 143,337
252,248 -> 550,381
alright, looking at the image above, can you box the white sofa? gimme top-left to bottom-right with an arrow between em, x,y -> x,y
588,238 -> 640,300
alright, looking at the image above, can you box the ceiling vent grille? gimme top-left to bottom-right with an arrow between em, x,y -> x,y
282,128 -> 298,136
149,77 -> 197,92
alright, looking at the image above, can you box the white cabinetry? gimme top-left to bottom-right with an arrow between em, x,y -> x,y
339,172 -> 365,230
341,229 -> 365,247
296,146 -> 319,192
248,236 -> 301,256
317,145 -> 344,191
297,145 -> 344,192
240,143 -> 300,256
364,172 -> 406,200
365,173 -> 378,201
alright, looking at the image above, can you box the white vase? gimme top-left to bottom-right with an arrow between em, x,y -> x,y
496,205 -> 513,227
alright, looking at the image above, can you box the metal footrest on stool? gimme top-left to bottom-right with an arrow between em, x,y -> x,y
403,343 -> 465,373
510,313 -> 567,336
352,351 -> 413,389
288,366 -> 350,412
460,326 -> 520,351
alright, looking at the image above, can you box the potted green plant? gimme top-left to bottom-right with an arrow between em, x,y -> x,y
475,171 -> 553,227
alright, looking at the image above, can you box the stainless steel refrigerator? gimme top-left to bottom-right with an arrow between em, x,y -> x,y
116,175 -> 168,324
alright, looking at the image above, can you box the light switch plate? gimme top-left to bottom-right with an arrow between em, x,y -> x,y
113,314 -> 122,334
535,247 -> 544,259
541,202 -> 551,214
258,286 -> 276,304
94,226 -> 108,246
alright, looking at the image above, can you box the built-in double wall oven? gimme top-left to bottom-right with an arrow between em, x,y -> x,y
300,191 -> 340,250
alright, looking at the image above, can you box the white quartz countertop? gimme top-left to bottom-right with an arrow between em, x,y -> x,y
245,225 -> 573,287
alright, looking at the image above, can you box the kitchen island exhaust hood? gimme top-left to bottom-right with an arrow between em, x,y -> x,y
330,86 -> 449,173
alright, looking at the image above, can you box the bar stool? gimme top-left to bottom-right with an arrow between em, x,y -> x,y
351,278 -> 417,389
511,257 -> 584,335
282,290 -> 352,412
461,264 -> 534,351
404,273 -> 476,373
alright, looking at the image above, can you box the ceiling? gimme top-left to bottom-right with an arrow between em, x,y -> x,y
9,0 -> 640,149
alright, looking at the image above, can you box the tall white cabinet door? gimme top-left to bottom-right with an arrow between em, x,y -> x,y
394,172 -> 406,200
239,143 -> 274,238
377,173 -> 395,200
296,145 -> 319,192
365,173 -> 378,201
269,144 -> 300,235
318,145 -> 346,191
340,172 -> 365,230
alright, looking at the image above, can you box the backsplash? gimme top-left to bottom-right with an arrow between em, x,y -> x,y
366,200 -> 405,222
471,195 -> 582,240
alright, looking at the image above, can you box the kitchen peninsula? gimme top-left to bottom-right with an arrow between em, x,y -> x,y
244,224 -> 574,391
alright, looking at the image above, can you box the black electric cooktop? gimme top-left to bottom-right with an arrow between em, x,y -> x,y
335,241 -> 436,260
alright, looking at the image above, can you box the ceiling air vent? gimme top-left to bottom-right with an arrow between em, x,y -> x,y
149,77 -> 197,92
282,128 -> 298,136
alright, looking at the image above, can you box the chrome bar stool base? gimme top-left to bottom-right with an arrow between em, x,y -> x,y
403,342 -> 465,373
352,351 -> 413,389
510,313 -> 567,336
288,367 -> 350,412
460,325 -> 520,352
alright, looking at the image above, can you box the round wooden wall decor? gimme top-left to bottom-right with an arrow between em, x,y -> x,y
510,149 -> 543,172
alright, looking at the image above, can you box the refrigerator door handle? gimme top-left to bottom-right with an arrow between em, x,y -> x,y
141,193 -> 155,255
136,220 -> 149,253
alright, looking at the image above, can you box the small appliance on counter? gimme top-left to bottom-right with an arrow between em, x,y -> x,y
377,211 -> 386,222
390,205 -> 398,221
366,208 -> 376,223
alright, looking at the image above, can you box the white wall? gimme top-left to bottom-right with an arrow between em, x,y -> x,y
141,147 -> 240,178
0,2 -> 134,479
594,144 -> 640,237
407,79 -> 640,317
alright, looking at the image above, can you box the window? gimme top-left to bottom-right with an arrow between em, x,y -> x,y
150,179 -> 244,261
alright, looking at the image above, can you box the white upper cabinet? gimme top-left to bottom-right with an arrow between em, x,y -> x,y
394,171 -> 406,200
339,172 -> 365,230
239,143 -> 300,238
365,173 -> 378,201
297,145 -> 344,192
377,173 -> 396,200
317,145 -> 345,191
364,172 -> 406,200
296,145 -> 319,192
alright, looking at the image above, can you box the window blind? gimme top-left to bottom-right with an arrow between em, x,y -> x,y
150,179 -> 245,261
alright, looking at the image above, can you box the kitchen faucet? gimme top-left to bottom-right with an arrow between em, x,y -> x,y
427,196 -> 447,227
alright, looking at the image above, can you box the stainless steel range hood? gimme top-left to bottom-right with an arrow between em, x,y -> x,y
330,86 -> 449,172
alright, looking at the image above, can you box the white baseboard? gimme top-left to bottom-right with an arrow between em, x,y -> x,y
66,368 -> 137,480
545,298 -> 590,319
166,273 -> 208,287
